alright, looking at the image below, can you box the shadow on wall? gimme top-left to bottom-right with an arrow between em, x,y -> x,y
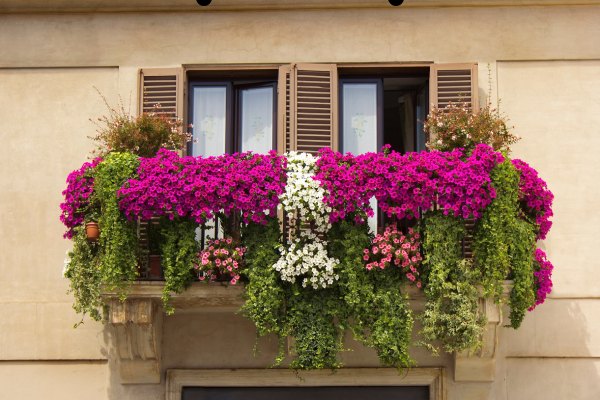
503,298 -> 600,399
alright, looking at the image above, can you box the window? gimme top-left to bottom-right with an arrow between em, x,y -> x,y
337,68 -> 429,232
182,386 -> 429,400
186,71 -> 278,157
167,368 -> 444,400
139,63 -> 478,158
339,69 -> 430,155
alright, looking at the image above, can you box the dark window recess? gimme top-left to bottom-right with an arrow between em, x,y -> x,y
182,386 -> 429,400
339,69 -> 429,155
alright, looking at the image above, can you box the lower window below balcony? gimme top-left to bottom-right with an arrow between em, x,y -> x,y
167,368 -> 443,400
182,386 -> 429,400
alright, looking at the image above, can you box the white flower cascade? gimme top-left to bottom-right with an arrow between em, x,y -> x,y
273,152 -> 340,289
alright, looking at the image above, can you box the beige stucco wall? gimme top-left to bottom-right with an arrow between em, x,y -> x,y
1,3 -> 599,399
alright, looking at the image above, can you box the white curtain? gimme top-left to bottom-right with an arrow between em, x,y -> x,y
240,87 -> 273,153
342,83 -> 378,154
342,82 -> 379,234
192,86 -> 227,157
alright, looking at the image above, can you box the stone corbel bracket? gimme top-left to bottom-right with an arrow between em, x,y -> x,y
103,282 -> 244,384
108,297 -> 163,384
454,296 -> 502,382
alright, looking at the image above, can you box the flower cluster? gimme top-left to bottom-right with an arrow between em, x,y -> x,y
59,158 -> 102,239
529,248 -> 554,310
315,149 -> 376,223
364,226 -> 423,288
273,235 -> 339,289
273,152 -> 339,289
195,237 -> 246,285
280,152 -> 332,232
512,159 -> 554,240
424,103 -> 519,153
118,149 -> 286,225
316,144 -> 503,222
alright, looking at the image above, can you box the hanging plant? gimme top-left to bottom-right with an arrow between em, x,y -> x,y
94,152 -> 140,297
159,218 -> 199,314
60,141 -> 557,368
529,249 -> 554,310
421,211 -> 485,354
63,225 -> 103,324
59,157 -> 102,239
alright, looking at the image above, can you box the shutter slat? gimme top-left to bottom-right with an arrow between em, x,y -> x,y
430,63 -> 479,112
293,64 -> 337,154
139,68 -> 182,121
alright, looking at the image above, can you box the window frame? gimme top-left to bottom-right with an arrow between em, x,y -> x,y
338,77 -> 385,153
185,69 -> 279,156
187,81 -> 234,155
166,368 -> 445,400
234,81 -> 278,153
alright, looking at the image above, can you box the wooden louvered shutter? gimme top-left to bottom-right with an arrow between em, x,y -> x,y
277,65 -> 294,154
277,64 -> 338,155
430,64 -> 479,259
430,63 -> 479,111
138,68 -> 184,278
139,68 -> 183,119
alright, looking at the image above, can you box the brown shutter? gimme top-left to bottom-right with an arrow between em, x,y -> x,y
277,65 -> 294,154
277,64 -> 338,155
137,68 -> 184,276
139,68 -> 183,119
430,63 -> 479,111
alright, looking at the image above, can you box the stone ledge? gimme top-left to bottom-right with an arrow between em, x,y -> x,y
103,281 -> 511,384
1,0 -> 596,14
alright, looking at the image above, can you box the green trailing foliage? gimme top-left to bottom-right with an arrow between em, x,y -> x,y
285,287 -> 344,370
241,219 -> 414,370
64,226 -> 103,324
240,219 -> 287,361
366,276 -> 414,368
421,211 -> 485,354
94,152 -> 140,298
473,158 -> 537,328
330,221 -> 414,369
473,158 -> 517,299
243,218 -> 346,370
160,218 -> 199,314
507,218 -> 536,328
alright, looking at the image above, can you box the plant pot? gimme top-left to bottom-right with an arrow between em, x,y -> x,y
85,222 -> 100,242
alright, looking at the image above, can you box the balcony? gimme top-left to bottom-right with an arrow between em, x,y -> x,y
60,108 -> 554,386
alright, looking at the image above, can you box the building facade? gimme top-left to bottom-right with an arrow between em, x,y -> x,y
1,1 -> 600,399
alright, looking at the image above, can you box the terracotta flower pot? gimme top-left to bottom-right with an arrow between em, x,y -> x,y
85,222 -> 100,242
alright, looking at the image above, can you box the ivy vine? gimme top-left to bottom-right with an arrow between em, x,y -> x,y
473,158 -> 537,328
507,218 -> 536,328
421,211 -> 484,354
240,218 -> 286,354
160,218 -> 199,314
94,152 -> 140,298
330,221 -> 414,369
64,226 -> 103,324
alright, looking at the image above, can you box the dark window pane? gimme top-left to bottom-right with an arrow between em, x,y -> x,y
182,386 -> 429,400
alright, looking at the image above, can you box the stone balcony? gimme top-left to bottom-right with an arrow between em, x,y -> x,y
103,281 -> 509,385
